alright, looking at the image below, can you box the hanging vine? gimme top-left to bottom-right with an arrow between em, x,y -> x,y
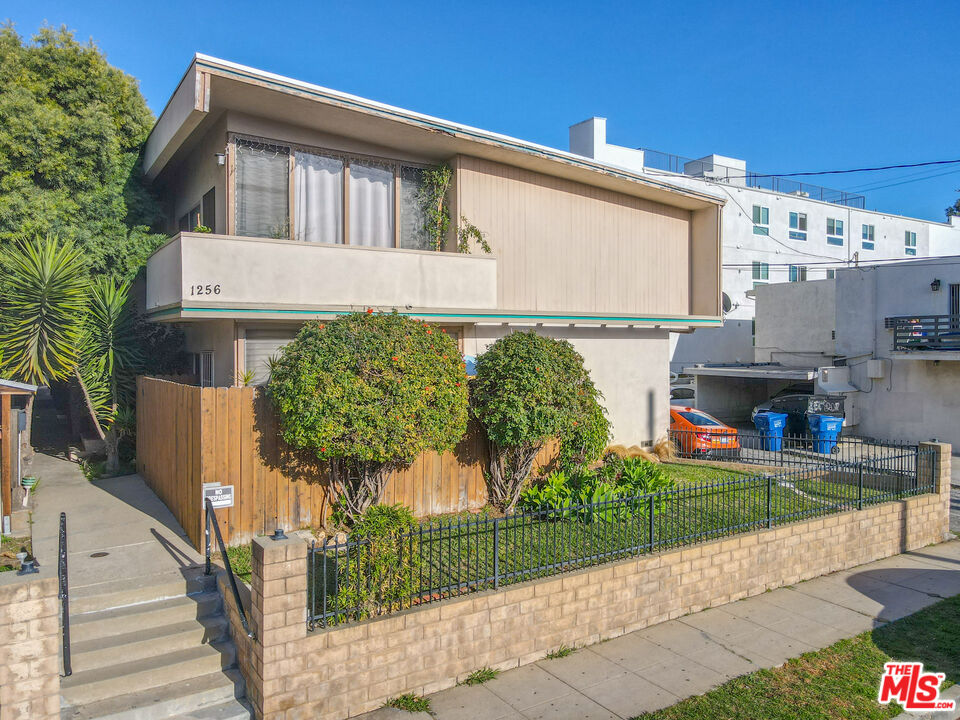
457,217 -> 492,254
417,164 -> 492,255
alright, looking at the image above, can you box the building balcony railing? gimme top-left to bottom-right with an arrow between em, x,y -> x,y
145,233 -> 498,319
641,149 -> 866,209
889,315 -> 960,353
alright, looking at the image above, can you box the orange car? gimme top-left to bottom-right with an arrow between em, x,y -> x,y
669,406 -> 740,458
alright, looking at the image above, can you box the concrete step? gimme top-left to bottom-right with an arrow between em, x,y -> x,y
71,592 -> 221,643
60,668 -> 246,720
70,568 -> 215,614
61,642 -> 236,706
171,699 -> 254,719
70,616 -> 229,672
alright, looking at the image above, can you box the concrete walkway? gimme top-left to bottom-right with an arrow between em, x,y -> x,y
361,539 -> 960,720
28,450 -> 203,601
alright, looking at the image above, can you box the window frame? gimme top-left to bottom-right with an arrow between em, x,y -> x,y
752,205 -> 770,235
905,230 -> 917,256
788,211 -> 807,241
826,217 -> 844,246
861,224 -> 875,251
229,132 -> 434,250
752,260 -> 769,283
789,265 -> 807,282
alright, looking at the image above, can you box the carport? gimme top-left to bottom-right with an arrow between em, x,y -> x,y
682,363 -> 817,424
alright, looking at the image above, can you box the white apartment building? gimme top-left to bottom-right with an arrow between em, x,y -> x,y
568,117 -> 960,371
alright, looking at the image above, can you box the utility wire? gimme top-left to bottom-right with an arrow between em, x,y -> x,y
722,158 -> 960,181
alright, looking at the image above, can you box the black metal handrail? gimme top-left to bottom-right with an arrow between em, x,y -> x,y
205,498 -> 254,639
58,512 -> 71,677
890,315 -> 960,352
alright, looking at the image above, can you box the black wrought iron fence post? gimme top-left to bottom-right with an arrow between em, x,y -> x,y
766,475 -> 773,528
857,463 -> 864,510
58,512 -> 71,677
493,517 -> 500,590
648,495 -> 655,551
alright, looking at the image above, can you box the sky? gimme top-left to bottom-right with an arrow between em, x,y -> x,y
6,1 -> 960,221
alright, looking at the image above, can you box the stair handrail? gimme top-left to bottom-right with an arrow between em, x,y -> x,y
58,511 -> 72,676
204,498 -> 255,639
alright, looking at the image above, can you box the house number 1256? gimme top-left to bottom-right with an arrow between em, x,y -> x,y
191,284 -> 221,296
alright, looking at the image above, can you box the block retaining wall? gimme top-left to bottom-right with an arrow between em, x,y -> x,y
228,442 -> 952,720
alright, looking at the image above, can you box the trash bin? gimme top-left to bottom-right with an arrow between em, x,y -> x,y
753,411 -> 788,451
808,414 -> 843,453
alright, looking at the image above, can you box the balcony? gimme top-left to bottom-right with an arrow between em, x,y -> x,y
889,315 -> 960,358
145,233 -> 498,321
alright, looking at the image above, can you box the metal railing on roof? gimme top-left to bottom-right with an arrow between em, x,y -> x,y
641,148 -> 866,209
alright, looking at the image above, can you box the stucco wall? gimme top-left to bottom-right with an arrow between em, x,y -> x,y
183,319 -> 236,387
233,443 -> 950,720
754,279 -> 836,366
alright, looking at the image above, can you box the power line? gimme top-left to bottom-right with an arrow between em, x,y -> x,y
724,158 -> 960,181
845,168 -> 960,194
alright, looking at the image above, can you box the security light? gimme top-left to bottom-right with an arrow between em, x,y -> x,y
931,279 -> 941,291
215,153 -> 226,166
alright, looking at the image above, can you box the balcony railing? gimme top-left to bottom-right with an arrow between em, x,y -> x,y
890,315 -> 960,352
641,149 -> 866,209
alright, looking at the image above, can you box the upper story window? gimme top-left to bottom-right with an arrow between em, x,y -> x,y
826,269 -> 836,279
752,261 -> 769,285
905,230 -> 917,256
826,218 -> 844,246
788,212 -> 807,241
861,224 -> 875,250
235,136 -> 432,250
789,265 -> 807,282
752,205 -> 769,235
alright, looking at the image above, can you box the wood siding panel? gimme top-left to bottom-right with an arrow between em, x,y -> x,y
138,378 -> 562,549
456,155 -> 692,316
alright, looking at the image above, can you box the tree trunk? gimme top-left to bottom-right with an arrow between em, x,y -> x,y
328,458 -> 391,525
104,427 -> 119,476
20,394 -> 34,463
486,440 -> 542,513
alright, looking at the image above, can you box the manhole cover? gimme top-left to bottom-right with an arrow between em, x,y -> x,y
89,552 -> 109,558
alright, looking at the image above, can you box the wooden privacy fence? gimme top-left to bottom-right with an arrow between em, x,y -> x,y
136,377 -> 554,549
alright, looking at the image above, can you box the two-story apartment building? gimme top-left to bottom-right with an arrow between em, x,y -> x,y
142,55 -> 724,445
567,117 -> 960,372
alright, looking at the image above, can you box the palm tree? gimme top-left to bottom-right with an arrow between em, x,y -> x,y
0,236 -> 86,457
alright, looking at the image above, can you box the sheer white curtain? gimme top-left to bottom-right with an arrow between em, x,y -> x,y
349,162 -> 394,247
294,151 -> 343,243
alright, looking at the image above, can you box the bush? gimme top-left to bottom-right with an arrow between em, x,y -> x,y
268,312 -> 468,522
471,331 -> 607,511
337,504 -> 418,619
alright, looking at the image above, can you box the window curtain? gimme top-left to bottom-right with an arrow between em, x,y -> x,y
235,141 -> 290,238
349,162 -> 394,247
400,166 -> 432,250
294,152 -> 343,244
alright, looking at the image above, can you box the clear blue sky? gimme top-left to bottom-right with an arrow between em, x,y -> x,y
7,1 -> 960,220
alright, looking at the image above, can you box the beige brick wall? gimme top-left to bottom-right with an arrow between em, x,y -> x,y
227,442 -> 952,720
0,571 -> 60,720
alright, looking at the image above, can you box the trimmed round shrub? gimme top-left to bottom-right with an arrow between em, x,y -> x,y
268,312 -> 468,521
470,331 -> 608,511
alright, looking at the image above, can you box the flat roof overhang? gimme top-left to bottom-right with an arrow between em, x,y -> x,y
682,364 -> 817,381
145,56 -> 725,213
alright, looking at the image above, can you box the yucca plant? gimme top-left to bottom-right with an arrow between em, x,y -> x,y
0,236 -> 87,457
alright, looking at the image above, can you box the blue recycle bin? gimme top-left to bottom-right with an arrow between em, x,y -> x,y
808,414 -> 843,453
753,411 -> 788,451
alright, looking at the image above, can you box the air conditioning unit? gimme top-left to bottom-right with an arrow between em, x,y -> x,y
867,359 -> 886,379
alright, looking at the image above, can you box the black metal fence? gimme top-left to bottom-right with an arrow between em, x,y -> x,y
668,428 -> 922,473
307,444 -> 935,628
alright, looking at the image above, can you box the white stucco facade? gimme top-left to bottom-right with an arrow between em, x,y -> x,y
568,118 -> 960,372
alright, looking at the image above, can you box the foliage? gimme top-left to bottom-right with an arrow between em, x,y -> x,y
0,25 -> 166,281
545,644 -> 577,659
518,457 -> 676,522
557,399 -> 610,471
268,312 -> 468,521
456,217 -> 492,254
0,235 -> 85,383
461,667 -> 499,685
337,504 -> 419,619
418,165 -> 452,251
471,331 -> 606,511
193,224 -> 212,234
947,198 -> 960,220
383,694 -> 431,713
234,368 -> 255,386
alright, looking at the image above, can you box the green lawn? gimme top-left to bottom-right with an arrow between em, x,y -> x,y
659,462 -> 754,486
633,594 -> 960,720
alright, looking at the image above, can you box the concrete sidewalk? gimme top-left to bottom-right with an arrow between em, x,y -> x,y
361,540 -> 960,720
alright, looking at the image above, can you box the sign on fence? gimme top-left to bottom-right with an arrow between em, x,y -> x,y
203,484 -> 234,509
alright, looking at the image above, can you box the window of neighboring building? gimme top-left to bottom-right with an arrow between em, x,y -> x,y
826,269 -> 836,279
751,319 -> 756,346
905,230 -> 917,255
788,212 -> 807,241
752,261 -> 769,286
789,265 -> 807,282
752,205 -> 769,235
826,218 -> 844,246
861,224 -> 875,251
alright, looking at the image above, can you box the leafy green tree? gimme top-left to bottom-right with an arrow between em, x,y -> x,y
0,235 -> 86,457
268,312 -> 469,522
0,24 -> 165,280
947,198 -> 960,219
470,331 -> 607,512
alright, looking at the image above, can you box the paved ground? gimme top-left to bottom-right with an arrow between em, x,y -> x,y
360,539 -> 960,720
